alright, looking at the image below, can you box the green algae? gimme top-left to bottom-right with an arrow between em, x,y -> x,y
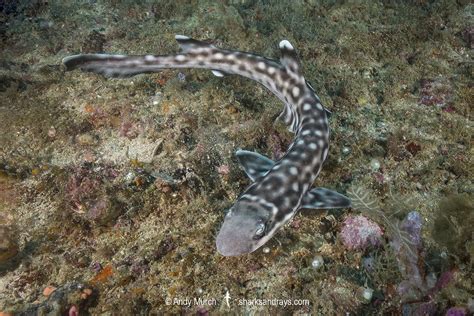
0,0 -> 473,314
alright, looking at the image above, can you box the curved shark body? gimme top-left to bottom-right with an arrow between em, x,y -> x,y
62,35 -> 351,256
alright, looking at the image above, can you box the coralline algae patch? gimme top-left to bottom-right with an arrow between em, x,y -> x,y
340,215 -> 383,250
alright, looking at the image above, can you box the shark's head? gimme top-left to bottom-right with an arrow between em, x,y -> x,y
216,200 -> 274,256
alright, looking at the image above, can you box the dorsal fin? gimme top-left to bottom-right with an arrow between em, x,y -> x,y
175,35 -> 215,53
279,40 -> 301,76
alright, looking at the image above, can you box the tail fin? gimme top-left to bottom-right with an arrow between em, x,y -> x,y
62,54 -> 159,78
61,35 -> 217,78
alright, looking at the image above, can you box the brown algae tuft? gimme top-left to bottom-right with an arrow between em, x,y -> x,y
432,194 -> 474,264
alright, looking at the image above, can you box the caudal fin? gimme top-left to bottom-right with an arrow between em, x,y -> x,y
61,54 -> 161,78
61,35 -> 218,78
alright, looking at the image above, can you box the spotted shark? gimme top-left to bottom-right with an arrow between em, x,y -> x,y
62,35 -> 351,256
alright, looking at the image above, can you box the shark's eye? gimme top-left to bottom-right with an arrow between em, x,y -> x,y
253,222 -> 266,239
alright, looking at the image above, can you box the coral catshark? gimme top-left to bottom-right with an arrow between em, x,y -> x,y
62,35 -> 351,256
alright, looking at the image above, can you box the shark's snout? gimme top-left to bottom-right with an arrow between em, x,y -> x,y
216,213 -> 260,256
216,231 -> 252,256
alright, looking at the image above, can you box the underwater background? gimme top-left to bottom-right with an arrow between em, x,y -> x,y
0,0 -> 472,314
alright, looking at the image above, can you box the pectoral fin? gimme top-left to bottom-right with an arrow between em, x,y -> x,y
300,188 -> 351,210
235,150 -> 274,181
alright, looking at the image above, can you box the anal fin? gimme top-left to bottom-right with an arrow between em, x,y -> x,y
212,70 -> 226,77
276,103 -> 298,133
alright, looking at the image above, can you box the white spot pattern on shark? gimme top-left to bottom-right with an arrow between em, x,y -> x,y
62,35 -> 351,256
